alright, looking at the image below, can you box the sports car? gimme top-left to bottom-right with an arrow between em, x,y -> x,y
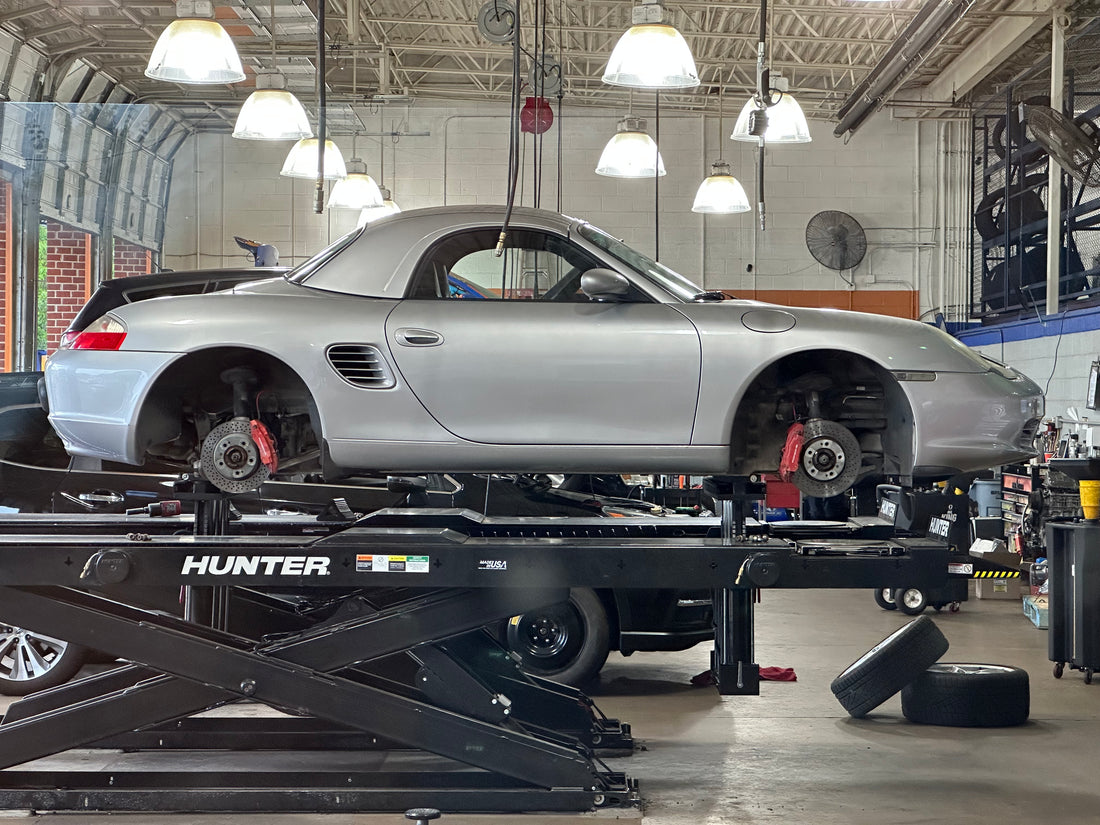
44,205 -> 1043,497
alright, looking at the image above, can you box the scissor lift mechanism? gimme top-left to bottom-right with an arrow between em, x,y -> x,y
0,479 -> 967,814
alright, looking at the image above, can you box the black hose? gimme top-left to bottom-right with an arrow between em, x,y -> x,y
495,2 -> 522,256
314,0 -> 326,213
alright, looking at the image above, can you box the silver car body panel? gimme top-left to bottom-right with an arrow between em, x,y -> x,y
46,350 -> 178,462
45,205 -> 1043,478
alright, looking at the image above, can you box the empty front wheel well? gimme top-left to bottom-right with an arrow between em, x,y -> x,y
729,350 -> 913,480
133,347 -> 319,465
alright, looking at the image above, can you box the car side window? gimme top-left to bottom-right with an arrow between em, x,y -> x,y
408,228 -> 649,302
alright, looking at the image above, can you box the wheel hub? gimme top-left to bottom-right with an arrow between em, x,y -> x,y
803,437 -> 845,481
200,418 -> 272,493
526,617 -> 567,654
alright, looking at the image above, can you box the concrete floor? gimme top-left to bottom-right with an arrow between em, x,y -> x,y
1,586 -> 1096,824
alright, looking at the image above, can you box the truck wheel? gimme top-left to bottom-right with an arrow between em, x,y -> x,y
0,624 -> 88,696
902,663 -> 1029,726
873,588 -> 898,611
505,587 -> 610,687
830,615 -> 949,718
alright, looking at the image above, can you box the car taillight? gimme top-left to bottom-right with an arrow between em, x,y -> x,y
67,316 -> 127,351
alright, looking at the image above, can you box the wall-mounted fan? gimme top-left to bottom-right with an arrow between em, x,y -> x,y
805,210 -> 867,270
1023,104 -> 1100,187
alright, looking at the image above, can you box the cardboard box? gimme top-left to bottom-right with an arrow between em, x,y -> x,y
975,577 -> 1022,600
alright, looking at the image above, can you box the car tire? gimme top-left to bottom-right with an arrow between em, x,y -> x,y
0,625 -> 89,696
830,615 -> 949,718
894,587 -> 928,615
873,587 -> 898,611
901,663 -> 1030,727
505,587 -> 611,687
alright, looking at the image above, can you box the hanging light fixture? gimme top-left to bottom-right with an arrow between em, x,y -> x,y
145,0 -> 245,85
234,73 -> 313,140
358,187 -> 402,225
693,161 -> 750,213
730,74 -> 811,144
596,116 -> 666,178
280,138 -> 347,179
233,1 -> 312,140
602,0 -> 699,90
693,79 -> 750,214
363,116 -> 407,224
328,135 -> 384,209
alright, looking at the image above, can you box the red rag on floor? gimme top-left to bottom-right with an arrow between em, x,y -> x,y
759,666 -> 797,682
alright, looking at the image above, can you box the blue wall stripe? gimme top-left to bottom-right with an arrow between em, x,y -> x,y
956,304 -> 1100,347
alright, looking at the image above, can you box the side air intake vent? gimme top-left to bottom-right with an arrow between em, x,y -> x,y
326,344 -> 396,388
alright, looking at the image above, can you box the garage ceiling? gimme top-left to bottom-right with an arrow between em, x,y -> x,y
0,0 -> 1088,135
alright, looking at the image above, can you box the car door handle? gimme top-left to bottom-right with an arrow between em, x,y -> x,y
395,328 -> 444,347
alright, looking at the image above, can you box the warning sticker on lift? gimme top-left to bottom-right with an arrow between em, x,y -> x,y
948,562 -> 974,575
356,554 -> 430,573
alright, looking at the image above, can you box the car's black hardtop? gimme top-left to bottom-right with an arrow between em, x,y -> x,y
67,267 -> 287,334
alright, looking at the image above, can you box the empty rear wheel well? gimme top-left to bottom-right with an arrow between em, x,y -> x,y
134,347 -> 319,464
729,350 -> 912,480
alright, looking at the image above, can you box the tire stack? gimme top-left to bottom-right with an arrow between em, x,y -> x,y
830,615 -> 1030,727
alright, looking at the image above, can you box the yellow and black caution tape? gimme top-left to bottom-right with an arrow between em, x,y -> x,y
972,569 -> 1021,579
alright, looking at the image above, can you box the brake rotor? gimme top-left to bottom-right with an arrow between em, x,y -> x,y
200,417 -> 271,494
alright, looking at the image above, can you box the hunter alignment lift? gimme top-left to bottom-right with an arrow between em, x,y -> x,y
0,477 -> 956,813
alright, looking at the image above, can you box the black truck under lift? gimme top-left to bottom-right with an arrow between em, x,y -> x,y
0,481 -> 986,815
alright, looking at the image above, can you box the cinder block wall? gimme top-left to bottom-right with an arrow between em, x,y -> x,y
43,219 -> 90,354
113,238 -> 152,278
162,101 -> 940,320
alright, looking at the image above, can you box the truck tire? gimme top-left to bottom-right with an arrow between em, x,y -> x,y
901,663 -> 1029,727
505,587 -> 611,686
830,615 -> 949,718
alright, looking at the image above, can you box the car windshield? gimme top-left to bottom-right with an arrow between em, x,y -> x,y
577,223 -> 714,302
286,226 -> 364,283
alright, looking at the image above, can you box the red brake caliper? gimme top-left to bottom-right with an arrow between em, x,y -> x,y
249,419 -> 279,474
779,422 -> 804,482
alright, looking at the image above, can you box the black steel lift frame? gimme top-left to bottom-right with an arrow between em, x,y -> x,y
0,489 -> 956,814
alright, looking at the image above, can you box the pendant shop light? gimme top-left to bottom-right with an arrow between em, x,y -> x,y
145,0 -> 245,85
280,138 -> 347,179
358,136 -> 401,223
602,0 -> 699,90
596,116 -> 666,178
233,0 -> 312,140
693,80 -> 750,214
357,187 -> 402,225
730,74 -> 812,144
328,136 -> 384,209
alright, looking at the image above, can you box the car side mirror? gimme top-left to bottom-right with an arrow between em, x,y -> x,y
580,268 -> 631,302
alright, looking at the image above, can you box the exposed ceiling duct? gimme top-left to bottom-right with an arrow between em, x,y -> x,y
833,0 -> 976,140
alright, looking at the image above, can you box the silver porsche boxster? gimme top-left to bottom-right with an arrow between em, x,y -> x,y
44,205 -> 1043,497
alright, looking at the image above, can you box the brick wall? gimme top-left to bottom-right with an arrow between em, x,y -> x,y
44,219 -> 91,355
113,238 -> 152,278
0,180 -> 10,371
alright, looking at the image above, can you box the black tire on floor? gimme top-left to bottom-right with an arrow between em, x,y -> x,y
830,615 -> 949,718
505,587 -> 611,686
873,588 -> 898,611
901,663 -> 1030,727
